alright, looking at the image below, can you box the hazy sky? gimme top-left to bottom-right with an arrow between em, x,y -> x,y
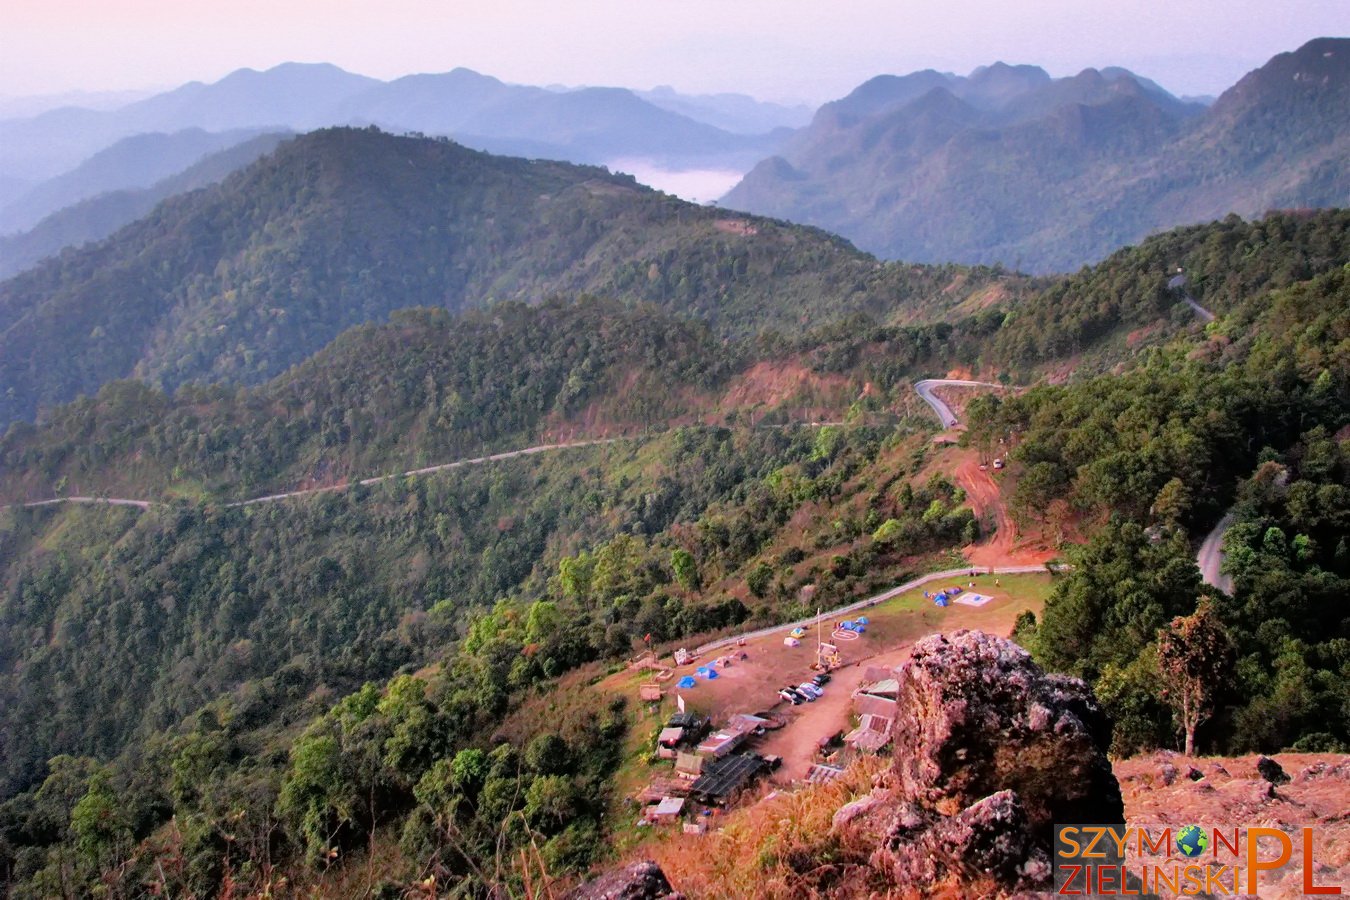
2,0 -> 1346,103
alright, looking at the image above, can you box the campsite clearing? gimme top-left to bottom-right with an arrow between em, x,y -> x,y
617,572 -> 1052,786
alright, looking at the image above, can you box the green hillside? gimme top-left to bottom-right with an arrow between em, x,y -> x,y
0,126 -> 1013,429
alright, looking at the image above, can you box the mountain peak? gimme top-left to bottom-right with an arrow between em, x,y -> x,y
1208,36 -> 1349,125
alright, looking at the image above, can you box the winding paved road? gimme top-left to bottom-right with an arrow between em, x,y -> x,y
914,378 -> 1005,428
1197,512 -> 1235,594
1168,274 -> 1216,323
2,438 -> 627,512
11,496 -> 152,510
3,425 -> 845,513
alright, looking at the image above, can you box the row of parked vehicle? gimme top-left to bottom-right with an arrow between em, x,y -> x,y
778,672 -> 831,705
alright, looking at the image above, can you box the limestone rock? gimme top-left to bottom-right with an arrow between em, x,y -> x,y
832,787 -> 894,831
888,630 -> 1124,839
563,860 -> 683,900
849,629 -> 1125,896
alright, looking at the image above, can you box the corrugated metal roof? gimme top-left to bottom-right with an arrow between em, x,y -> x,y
858,678 -> 900,697
696,730 -> 743,756
689,754 -> 766,802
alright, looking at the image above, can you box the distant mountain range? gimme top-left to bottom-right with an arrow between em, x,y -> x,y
0,132 -> 292,279
0,127 -> 280,235
0,41 -> 1344,284
0,127 -> 1010,429
0,63 -> 800,220
723,38 -> 1350,272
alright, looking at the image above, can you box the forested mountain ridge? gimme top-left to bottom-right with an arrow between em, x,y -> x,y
723,38 -> 1350,272
0,295 -> 1000,504
3,210 -> 1346,506
0,127 -> 1013,430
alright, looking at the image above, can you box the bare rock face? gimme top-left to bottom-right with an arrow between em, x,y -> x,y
850,629 -> 1124,895
563,860 -> 684,900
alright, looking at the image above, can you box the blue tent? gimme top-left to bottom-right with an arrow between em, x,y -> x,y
857,617 -> 869,625
841,620 -> 856,630
704,669 -> 719,679
677,676 -> 697,689
935,597 -> 949,608
854,625 -> 866,633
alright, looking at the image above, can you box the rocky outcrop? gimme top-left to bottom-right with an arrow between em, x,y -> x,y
836,629 -> 1124,896
1257,755 -> 1291,785
563,860 -> 684,900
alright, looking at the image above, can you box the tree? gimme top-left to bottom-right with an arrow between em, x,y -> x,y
670,548 -> 700,592
70,772 -> 131,866
746,561 -> 773,599
1150,477 -> 1191,526
871,518 -> 903,545
1156,601 -> 1234,755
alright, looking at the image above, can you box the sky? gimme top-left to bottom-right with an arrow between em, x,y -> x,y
1,0 -> 1346,104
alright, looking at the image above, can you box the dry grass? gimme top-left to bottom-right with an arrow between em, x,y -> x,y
644,757 -> 889,899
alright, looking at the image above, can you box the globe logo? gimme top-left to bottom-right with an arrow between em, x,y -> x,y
1176,824 -> 1209,858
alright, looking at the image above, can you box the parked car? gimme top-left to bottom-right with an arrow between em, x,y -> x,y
812,673 -> 832,686
798,682 -> 823,698
993,458 -> 1005,469
778,689 -> 802,705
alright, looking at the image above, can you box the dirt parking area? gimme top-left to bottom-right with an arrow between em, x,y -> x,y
626,573 -> 1052,783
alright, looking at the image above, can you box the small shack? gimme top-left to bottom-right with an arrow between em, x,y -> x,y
667,712 -> 702,730
696,713 -> 768,758
635,777 -> 692,804
675,752 -> 706,779
657,726 -> 686,758
674,648 -> 693,665
689,754 -> 768,805
853,676 -> 900,719
645,796 -> 686,824
844,713 -> 894,753
726,713 -> 769,737
696,728 -> 743,758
